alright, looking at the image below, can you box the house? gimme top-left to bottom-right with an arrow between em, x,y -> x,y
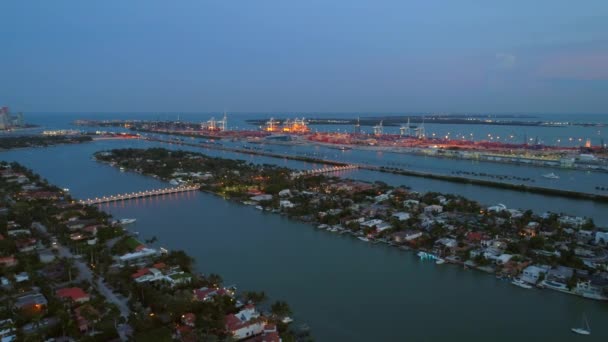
193,287 -> 233,302
1,276 -> 9,287
279,200 -> 295,209
487,203 -> 507,213
250,194 -> 273,202
255,324 -> 281,342
131,267 -> 164,283
435,238 -> 458,249
15,272 -> 29,283
0,256 -> 18,268
15,238 -> 37,253
391,230 -> 423,243
225,305 -> 265,340
424,205 -> 443,215
181,313 -> 196,327
14,291 -> 48,313
360,219 -> 385,229
74,304 -> 100,332
117,247 -> 159,265
374,193 -> 389,203
166,272 -> 192,286
375,222 -> 393,233
278,189 -> 292,197
392,212 -> 411,221
403,199 -> 420,209
595,231 -> 608,245
521,265 -> 550,284
56,287 -> 90,304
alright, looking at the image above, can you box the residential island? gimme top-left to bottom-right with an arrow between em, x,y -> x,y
94,148 -> 608,303
0,161 -> 306,341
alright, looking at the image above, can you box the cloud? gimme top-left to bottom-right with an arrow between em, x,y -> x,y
495,53 -> 516,69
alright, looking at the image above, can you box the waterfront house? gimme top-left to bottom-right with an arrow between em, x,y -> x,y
193,286 -> 234,302
521,265 -> 551,284
250,194 -> 273,202
595,231 -> 608,245
279,200 -> 295,209
391,230 -> 423,243
225,305 -> 265,340
487,204 -> 507,213
117,247 -> 160,266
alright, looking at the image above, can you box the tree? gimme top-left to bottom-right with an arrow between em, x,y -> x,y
270,301 -> 292,318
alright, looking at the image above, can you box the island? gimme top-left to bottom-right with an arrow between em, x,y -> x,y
95,148 -> 608,303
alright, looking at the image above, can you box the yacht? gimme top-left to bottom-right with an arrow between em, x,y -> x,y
542,172 -> 560,179
540,280 -> 571,293
435,259 -> 446,265
119,218 -> 137,225
119,166 -> 126,172
571,314 -> 591,335
357,237 -> 369,242
511,278 -> 532,289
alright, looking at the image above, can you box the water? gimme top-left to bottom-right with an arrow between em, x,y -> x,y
2,139 -> 608,341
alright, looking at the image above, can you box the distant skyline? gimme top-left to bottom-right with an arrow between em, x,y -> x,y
1,1 -> 607,114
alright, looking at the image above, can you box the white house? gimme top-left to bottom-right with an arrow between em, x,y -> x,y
15,272 -> 29,283
424,205 -> 443,215
279,200 -> 295,209
404,199 -> 420,209
487,204 -> 507,213
225,305 -> 264,340
595,231 -> 608,245
392,212 -> 411,221
361,219 -> 385,228
374,194 -> 390,203
278,189 -> 292,197
521,265 -> 550,284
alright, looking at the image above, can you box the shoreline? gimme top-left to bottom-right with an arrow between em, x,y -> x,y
144,136 -> 608,202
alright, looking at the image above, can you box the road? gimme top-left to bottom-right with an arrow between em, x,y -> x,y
57,245 -> 131,340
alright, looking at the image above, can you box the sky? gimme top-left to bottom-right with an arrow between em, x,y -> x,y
1,1 -> 607,114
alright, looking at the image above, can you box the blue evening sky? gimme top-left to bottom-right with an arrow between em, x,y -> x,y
1,1 -> 607,114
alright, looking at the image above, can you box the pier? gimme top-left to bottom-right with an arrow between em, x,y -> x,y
79,184 -> 200,205
291,164 -> 358,178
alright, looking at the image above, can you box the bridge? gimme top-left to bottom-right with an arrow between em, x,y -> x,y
291,164 -> 358,178
79,184 -> 200,205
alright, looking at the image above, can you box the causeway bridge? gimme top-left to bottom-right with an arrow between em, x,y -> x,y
291,164 -> 358,178
79,184 -> 200,205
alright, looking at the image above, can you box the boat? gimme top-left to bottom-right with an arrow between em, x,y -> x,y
511,278 -> 532,289
435,259 -> 446,265
119,167 -> 126,172
62,188 -> 70,192
255,205 -> 263,210
357,237 -> 369,242
542,172 -> 560,179
281,316 -> 294,324
317,224 -> 329,230
540,280 -> 571,294
571,314 -> 591,335
119,218 -> 137,225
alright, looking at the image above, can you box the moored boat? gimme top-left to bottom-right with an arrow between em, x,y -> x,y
511,278 -> 532,289
542,172 -> 559,179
